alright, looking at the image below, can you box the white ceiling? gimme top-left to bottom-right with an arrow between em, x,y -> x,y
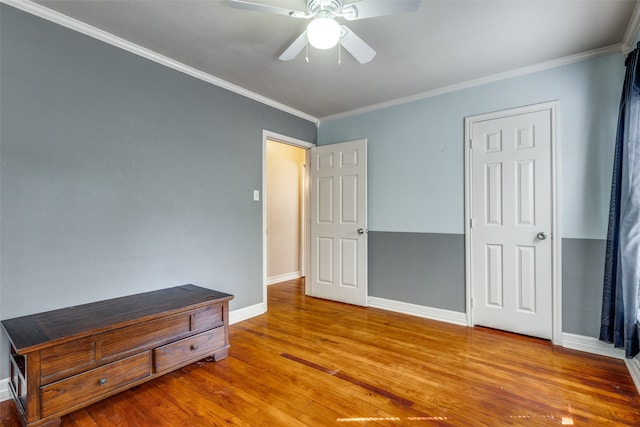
18,0 -> 640,121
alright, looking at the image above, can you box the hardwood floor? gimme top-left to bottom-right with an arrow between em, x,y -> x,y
2,278 -> 639,426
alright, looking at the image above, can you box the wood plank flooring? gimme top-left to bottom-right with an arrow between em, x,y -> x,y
2,278 -> 639,426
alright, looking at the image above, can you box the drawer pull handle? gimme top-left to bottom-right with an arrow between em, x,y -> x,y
190,344 -> 199,351
98,378 -> 107,386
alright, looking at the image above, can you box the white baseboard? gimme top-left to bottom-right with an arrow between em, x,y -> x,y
3,304 -> 637,402
367,296 -> 468,326
364,299 -> 638,395
561,333 -> 626,359
229,302 -> 265,325
0,378 -> 10,402
266,272 -> 301,285
625,356 -> 640,395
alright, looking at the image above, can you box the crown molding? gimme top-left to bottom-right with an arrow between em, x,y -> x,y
3,0 -> 630,128
0,0 -> 320,126
623,0 -> 640,54
320,44 -> 623,123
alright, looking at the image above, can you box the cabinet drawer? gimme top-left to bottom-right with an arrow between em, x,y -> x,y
154,328 -> 225,373
99,314 -> 191,358
192,305 -> 224,331
40,337 -> 95,384
41,352 -> 151,418
40,313 -> 191,382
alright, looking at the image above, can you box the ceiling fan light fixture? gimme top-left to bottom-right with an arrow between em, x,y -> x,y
306,17 -> 341,49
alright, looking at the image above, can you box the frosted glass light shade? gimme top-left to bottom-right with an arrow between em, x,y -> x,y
307,17 -> 341,49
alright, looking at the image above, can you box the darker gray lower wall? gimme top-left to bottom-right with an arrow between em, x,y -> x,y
562,238 -> 606,338
368,231 -> 465,312
369,232 -> 606,339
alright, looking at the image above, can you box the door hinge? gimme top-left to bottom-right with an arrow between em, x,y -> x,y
471,297 -> 474,308
469,218 -> 473,228
469,139 -> 474,149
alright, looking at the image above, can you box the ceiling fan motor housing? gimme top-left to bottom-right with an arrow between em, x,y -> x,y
307,0 -> 343,17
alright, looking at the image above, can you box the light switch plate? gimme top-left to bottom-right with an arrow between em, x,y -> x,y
253,190 -> 260,201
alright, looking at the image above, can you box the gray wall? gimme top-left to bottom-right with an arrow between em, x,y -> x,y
0,5 -> 316,377
0,2 -> 625,384
367,233 -> 608,336
562,238 -> 607,337
320,51 -> 625,339
369,232 -> 465,312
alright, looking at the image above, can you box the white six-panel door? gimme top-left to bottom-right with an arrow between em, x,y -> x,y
468,106 -> 554,339
310,140 -> 367,306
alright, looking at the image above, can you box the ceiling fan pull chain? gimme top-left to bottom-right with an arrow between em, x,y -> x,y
305,42 -> 309,63
338,42 -> 341,65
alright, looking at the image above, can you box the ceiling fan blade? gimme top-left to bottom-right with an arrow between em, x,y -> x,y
341,0 -> 420,20
228,0 -> 307,18
340,26 -> 376,64
279,32 -> 308,61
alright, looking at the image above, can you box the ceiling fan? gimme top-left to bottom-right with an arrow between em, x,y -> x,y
228,0 -> 421,64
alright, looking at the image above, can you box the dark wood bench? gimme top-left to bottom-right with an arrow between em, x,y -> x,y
2,284 -> 233,426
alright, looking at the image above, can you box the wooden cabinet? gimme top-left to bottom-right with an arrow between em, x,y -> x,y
1,285 -> 233,427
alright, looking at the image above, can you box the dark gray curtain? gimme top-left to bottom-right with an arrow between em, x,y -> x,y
600,42 -> 640,359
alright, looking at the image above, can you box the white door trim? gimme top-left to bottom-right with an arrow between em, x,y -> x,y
463,101 -> 562,345
262,130 -> 315,309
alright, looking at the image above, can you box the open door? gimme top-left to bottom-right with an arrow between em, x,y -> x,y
309,139 -> 368,306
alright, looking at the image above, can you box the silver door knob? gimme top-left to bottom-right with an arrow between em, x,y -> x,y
536,232 -> 547,240
357,228 -> 365,234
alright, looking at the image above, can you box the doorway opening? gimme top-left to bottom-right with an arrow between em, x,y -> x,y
263,130 -> 314,310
